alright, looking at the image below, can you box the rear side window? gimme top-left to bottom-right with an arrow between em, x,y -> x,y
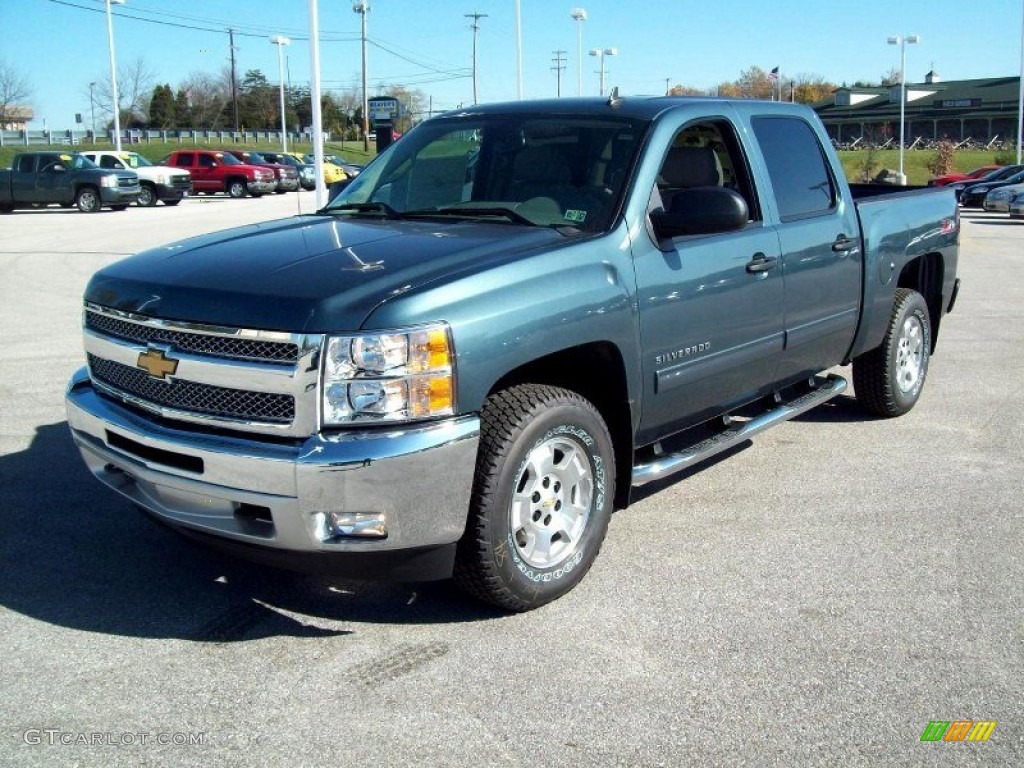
17,155 -> 36,172
752,116 -> 836,221
174,153 -> 194,168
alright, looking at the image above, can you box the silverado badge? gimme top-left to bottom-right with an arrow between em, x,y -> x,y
136,349 -> 179,380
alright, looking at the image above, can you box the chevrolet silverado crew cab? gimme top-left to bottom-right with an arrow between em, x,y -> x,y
81,150 -> 192,207
66,96 -> 960,611
1,151 -> 140,212
164,149 -> 276,198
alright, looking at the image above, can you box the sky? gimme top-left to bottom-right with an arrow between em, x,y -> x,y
2,0 -> 1023,130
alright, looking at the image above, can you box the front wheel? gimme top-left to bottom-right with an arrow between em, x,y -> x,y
75,186 -> 101,213
853,288 -> 932,417
227,180 -> 247,199
137,184 -> 157,207
454,384 -> 615,612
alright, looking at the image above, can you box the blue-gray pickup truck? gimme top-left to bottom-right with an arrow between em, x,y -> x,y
0,151 -> 140,212
65,96 -> 960,611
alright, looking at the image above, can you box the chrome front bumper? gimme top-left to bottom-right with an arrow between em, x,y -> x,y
65,367 -> 480,570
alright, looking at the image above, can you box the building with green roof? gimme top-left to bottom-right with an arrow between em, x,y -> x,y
813,73 -> 1021,146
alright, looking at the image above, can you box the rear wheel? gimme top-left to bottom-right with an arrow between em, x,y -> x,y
75,186 -> 101,213
163,199 -> 181,207
454,384 -> 615,612
227,179 -> 247,198
853,288 -> 931,417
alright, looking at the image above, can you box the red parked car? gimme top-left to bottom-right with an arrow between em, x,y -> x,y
927,165 -> 1001,187
164,149 -> 276,198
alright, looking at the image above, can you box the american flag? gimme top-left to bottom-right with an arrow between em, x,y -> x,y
768,66 -> 779,81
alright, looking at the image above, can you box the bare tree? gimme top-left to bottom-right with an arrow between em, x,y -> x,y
790,73 -> 838,104
1,56 -> 33,124
178,69 -> 231,129
93,56 -> 157,127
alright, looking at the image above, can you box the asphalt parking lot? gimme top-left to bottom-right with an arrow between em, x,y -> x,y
0,196 -> 1021,767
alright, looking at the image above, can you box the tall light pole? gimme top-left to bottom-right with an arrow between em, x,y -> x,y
105,0 -> 125,151
466,12 -> 488,105
89,82 -> 97,144
570,8 -> 587,97
309,0 -> 325,208
887,34 -> 919,186
515,0 -> 523,99
1017,0 -> 1023,164
270,36 -> 291,153
589,47 -> 617,97
354,1 -> 370,152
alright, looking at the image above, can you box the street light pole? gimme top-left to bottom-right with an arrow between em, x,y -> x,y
515,0 -> 523,99
570,8 -> 587,97
887,33 -> 919,185
105,0 -> 125,151
353,1 -> 370,152
588,47 -> 617,97
1017,0 -> 1023,165
270,36 -> 291,153
89,82 -> 97,144
466,12 -> 488,105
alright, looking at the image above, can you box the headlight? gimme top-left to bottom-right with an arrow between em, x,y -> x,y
322,324 -> 455,425
970,186 -> 988,194
155,174 -> 166,184
99,174 -> 118,188
988,189 -> 1008,200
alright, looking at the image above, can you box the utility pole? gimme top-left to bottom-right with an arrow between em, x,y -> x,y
551,51 -> 567,98
228,28 -> 239,132
465,12 -> 488,105
665,77 -> 670,95
354,2 -> 370,152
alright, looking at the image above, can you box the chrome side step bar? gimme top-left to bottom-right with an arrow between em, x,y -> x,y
631,374 -> 848,487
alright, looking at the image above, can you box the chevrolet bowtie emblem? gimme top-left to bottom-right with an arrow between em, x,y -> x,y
136,349 -> 179,379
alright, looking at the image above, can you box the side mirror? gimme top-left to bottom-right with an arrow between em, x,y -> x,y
50,164 -> 66,173
651,187 -> 748,239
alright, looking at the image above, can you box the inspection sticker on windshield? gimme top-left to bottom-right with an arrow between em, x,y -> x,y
564,209 -> 587,223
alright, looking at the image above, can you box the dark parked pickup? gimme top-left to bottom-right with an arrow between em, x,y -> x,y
0,151 -> 140,212
67,96 -> 960,611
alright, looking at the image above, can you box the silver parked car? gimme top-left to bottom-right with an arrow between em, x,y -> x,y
1008,191 -> 1024,220
983,183 -> 1024,213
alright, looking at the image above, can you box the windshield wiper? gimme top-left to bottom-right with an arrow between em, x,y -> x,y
323,201 -> 401,218
403,206 -> 537,226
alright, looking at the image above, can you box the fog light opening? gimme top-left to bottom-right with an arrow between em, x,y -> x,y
318,511 -> 388,541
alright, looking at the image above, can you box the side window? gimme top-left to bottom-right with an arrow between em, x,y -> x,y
752,116 -> 836,221
198,154 -> 216,168
656,119 -> 760,222
174,153 -> 194,168
17,155 -> 36,173
100,156 -> 123,169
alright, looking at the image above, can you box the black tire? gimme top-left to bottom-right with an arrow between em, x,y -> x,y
274,189 -> 287,195
227,179 -> 247,198
454,384 -> 615,612
163,199 -> 181,207
75,186 -> 101,213
853,288 -> 931,417
110,205 -> 129,212
137,184 -> 157,207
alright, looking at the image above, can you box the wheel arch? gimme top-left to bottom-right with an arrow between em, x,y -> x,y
897,251 -> 944,350
487,341 -> 634,510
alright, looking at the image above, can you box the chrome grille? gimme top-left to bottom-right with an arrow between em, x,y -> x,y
118,177 -> 137,188
85,310 -> 299,363
83,304 -> 323,437
171,176 -> 192,190
89,354 -> 295,424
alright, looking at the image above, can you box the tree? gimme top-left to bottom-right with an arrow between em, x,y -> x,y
148,84 -> 176,129
237,69 -> 277,129
178,70 -> 230,130
173,88 -> 191,127
790,73 -> 838,104
94,56 -> 157,128
881,67 -> 903,87
0,56 -> 33,125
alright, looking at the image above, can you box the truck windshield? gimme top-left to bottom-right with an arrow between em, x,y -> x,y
120,153 -> 153,168
217,153 -> 242,165
324,114 -> 649,232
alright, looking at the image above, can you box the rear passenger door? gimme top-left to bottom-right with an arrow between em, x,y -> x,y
170,153 -> 201,190
750,115 -> 862,382
634,117 -> 785,443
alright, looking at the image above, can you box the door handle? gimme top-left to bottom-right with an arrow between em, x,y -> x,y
746,253 -> 778,273
832,235 -> 856,253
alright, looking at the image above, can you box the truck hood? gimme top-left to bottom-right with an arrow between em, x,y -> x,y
85,214 -> 569,332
